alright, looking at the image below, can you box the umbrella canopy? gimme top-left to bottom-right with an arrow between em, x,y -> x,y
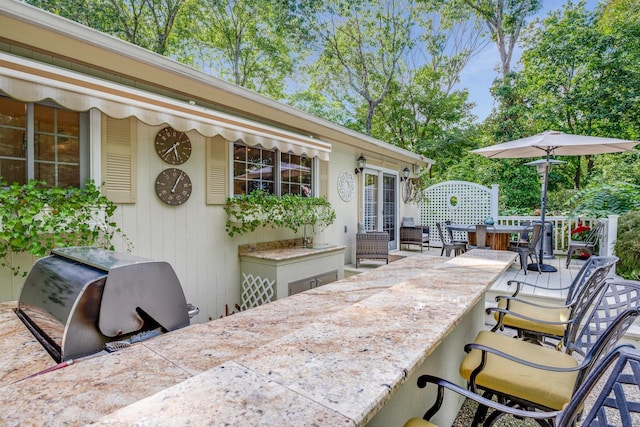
471,130 -> 638,273
471,130 -> 638,158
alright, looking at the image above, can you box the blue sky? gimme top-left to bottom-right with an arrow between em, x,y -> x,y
459,0 -> 600,122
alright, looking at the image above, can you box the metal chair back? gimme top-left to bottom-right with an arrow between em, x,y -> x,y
564,280 -> 640,391
558,345 -> 640,427
565,255 -> 618,304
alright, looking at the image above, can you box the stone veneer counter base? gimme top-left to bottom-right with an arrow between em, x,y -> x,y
0,250 -> 516,426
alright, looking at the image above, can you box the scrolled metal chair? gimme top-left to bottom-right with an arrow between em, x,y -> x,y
404,344 -> 640,427
566,220 -> 605,268
458,279 -> 640,426
487,256 -> 619,346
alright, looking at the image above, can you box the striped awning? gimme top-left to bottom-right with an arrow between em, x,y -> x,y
0,52 -> 331,161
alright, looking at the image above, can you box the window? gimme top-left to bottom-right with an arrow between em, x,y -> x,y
233,142 -> 314,197
0,97 -> 85,188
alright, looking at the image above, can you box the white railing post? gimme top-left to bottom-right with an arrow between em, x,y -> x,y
604,215 -> 618,258
490,185 -> 499,221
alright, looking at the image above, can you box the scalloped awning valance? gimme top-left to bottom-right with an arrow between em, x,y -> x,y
0,53 -> 331,161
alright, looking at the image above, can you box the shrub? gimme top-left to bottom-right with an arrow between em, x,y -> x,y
614,211 -> 640,280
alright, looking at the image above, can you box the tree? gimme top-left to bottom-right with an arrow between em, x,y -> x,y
179,0 -> 308,98
517,1 -> 640,189
307,0 -> 414,135
459,0 -> 541,77
26,0 -> 188,55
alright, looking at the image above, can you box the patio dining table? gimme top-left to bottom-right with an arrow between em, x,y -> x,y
447,224 -> 529,251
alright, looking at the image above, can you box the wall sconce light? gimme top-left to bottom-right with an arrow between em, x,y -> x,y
355,155 -> 367,174
400,166 -> 410,182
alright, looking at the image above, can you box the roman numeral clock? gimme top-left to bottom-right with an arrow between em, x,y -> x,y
154,127 -> 193,205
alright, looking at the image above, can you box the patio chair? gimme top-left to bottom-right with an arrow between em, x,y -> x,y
355,231 -> 389,268
458,279 -> 640,426
507,223 -> 542,275
507,221 -> 530,250
436,223 -> 466,257
444,220 -> 468,249
404,344 -> 640,427
400,217 -> 430,252
487,256 -> 619,346
566,220 -> 605,268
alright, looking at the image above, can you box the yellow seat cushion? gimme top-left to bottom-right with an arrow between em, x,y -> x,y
460,331 -> 579,410
404,418 -> 437,427
494,298 -> 568,337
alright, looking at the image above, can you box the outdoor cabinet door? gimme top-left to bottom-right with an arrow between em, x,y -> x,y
289,278 -> 313,296
288,270 -> 338,296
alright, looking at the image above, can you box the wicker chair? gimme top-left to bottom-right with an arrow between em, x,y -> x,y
355,231 -> 389,268
400,217 -> 429,252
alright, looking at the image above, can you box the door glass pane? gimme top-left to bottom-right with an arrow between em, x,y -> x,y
383,174 -> 397,243
363,172 -> 378,231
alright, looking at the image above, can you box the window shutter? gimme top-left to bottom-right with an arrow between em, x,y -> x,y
206,134 -> 228,204
101,116 -> 136,203
318,159 -> 328,197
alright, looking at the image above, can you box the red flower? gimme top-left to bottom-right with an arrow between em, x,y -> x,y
571,225 -> 591,241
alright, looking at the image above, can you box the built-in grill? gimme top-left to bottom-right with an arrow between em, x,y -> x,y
15,247 -> 197,362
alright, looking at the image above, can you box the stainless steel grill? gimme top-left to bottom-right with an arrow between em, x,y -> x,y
15,247 -> 196,362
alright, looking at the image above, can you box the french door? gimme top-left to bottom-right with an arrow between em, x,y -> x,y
363,170 -> 398,249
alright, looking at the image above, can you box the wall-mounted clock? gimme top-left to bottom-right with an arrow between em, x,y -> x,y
155,127 -> 192,165
155,168 -> 192,205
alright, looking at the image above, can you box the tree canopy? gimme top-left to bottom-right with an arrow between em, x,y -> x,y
24,0 -> 640,216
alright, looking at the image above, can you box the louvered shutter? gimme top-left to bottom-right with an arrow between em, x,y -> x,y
101,116 -> 136,203
206,134 -> 228,204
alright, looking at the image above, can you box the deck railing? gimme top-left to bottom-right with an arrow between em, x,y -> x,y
496,215 -> 617,256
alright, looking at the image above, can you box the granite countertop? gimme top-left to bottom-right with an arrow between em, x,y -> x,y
239,243 -> 346,261
0,250 -> 516,426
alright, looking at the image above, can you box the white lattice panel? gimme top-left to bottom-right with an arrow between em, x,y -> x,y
419,181 -> 498,246
241,273 -> 275,311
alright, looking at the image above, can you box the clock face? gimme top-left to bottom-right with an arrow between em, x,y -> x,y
155,127 -> 192,165
155,168 -> 192,205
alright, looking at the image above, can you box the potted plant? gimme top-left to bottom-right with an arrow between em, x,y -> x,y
570,222 -> 592,259
224,191 -> 336,247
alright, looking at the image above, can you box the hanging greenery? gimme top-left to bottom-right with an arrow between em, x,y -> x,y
224,190 -> 336,239
0,179 -> 131,276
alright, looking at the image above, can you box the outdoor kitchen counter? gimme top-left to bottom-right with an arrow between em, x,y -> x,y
0,250 -> 517,426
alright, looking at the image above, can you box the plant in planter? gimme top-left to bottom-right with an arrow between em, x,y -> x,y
0,179 -> 131,276
570,223 -> 592,259
224,191 -> 336,246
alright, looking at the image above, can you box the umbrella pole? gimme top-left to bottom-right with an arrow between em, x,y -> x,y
527,152 -> 558,273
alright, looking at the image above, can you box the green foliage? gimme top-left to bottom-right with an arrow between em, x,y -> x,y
566,182 -> 640,218
0,179 -> 130,276
224,191 -> 336,238
615,210 -> 640,281
26,0 -> 187,55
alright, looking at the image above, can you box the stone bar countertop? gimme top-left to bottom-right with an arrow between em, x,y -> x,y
238,238 -> 346,261
0,250 -> 516,426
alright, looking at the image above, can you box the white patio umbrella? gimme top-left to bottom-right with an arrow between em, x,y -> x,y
471,130 -> 639,272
